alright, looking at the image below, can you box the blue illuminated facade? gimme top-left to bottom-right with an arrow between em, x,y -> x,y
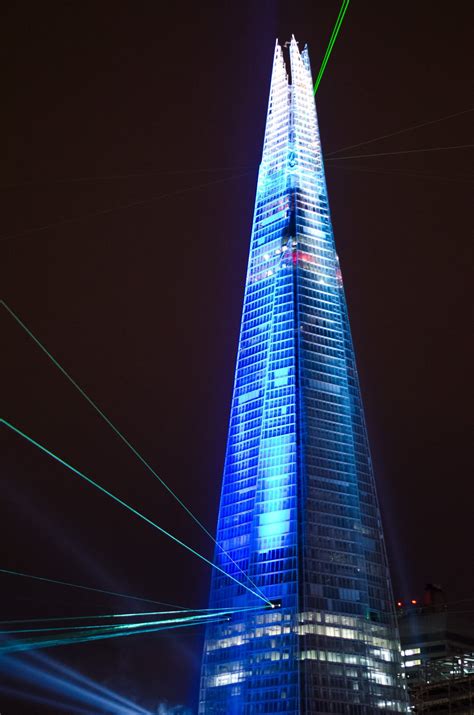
199,38 -> 408,714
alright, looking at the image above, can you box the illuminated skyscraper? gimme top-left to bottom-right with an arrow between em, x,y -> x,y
199,38 -> 408,714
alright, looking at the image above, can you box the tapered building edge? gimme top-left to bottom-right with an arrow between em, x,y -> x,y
199,38 -> 409,714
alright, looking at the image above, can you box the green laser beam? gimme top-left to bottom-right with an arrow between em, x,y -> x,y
314,23 -> 343,93
314,0 -> 348,85
320,0 -> 350,80
1,300 -> 268,604
1,418 -> 270,605
0,566 -> 184,609
312,0 -> 347,94
313,0 -> 350,95
313,0 -> 349,95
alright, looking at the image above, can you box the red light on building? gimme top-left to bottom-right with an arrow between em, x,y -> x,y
397,601 -> 403,607
411,599 -> 417,605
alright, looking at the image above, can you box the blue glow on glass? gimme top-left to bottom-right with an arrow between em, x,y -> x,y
199,37 -> 409,713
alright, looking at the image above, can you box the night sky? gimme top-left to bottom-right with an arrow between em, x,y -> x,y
1,1 -> 473,712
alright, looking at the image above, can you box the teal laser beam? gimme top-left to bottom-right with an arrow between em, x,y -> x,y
1,300 -> 268,603
0,606 -> 262,654
0,614 -> 233,655
0,610 -> 190,627
0,604 -> 256,627
313,0 -> 350,95
0,607 -> 255,635
1,418 -> 271,605
0,566 -> 185,609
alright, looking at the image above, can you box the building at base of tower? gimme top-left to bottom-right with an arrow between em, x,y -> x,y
397,584 -> 474,713
199,37 -> 409,714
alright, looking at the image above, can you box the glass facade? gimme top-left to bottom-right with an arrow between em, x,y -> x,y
199,38 -> 408,714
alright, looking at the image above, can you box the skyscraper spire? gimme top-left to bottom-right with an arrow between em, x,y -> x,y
199,39 -> 408,714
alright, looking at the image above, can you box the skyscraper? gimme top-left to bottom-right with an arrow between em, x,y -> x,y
199,38 -> 408,714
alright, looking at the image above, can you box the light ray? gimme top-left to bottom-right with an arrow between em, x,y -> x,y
1,418 -> 271,605
0,612 -> 242,655
0,566 -> 185,609
0,607 -> 251,636
313,0 -> 350,95
327,162 -> 474,184
326,143 -> 474,161
0,604 -> 253,626
0,654 -> 151,714
0,685 -> 95,715
0,171 -> 253,243
327,107 -> 474,156
1,300 -> 268,603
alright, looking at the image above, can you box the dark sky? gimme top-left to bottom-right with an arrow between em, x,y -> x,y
1,1 -> 473,712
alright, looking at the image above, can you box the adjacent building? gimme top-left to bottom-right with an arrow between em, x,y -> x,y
398,585 -> 474,713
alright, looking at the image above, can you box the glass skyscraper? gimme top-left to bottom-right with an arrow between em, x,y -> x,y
199,38 -> 408,714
